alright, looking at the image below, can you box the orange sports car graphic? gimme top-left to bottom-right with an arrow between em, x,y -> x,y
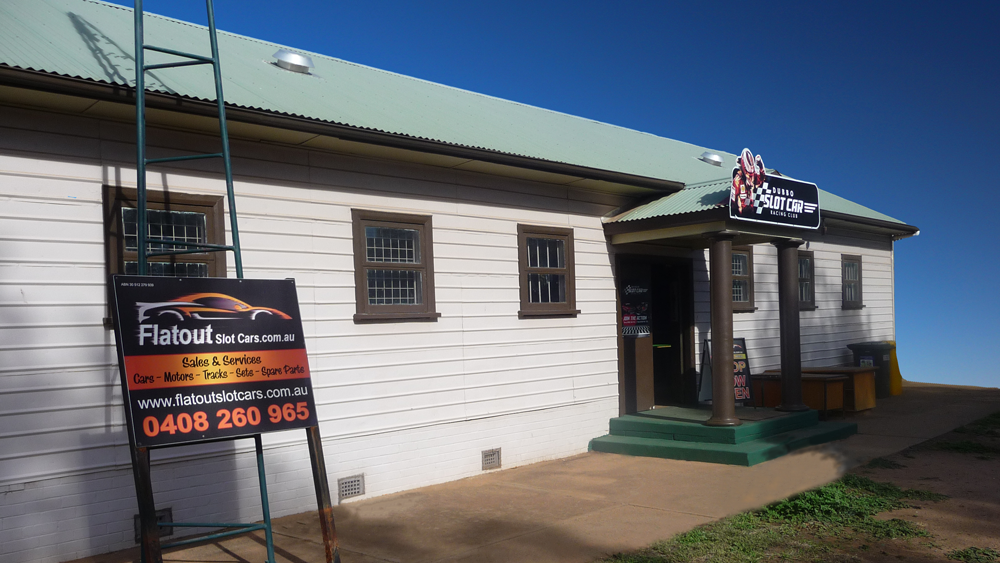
136,293 -> 292,322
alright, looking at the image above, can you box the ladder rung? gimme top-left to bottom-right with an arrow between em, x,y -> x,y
146,153 -> 223,164
160,524 -> 266,549
144,60 -> 212,71
146,247 -> 233,258
143,44 -> 214,63
143,239 -> 234,251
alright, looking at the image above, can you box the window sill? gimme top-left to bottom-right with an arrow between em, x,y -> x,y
799,304 -> 817,311
842,304 -> 865,310
733,306 -> 757,314
354,312 -> 441,323
518,309 -> 580,319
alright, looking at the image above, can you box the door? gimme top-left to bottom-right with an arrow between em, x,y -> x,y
618,256 -> 695,413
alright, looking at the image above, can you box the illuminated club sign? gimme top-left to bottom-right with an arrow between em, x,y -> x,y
729,148 -> 820,229
110,276 -> 318,448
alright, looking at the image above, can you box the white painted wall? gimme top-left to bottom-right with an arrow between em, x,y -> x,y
693,238 -> 896,372
0,104 -> 622,563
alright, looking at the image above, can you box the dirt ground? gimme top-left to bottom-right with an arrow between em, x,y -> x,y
809,419 -> 1000,562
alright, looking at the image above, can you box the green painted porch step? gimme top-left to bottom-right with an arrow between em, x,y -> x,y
610,408 -> 819,445
590,420 -> 857,466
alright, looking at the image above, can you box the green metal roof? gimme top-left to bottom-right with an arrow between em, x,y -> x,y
0,0 -> 741,187
0,0 -> 914,231
610,178 -> 910,226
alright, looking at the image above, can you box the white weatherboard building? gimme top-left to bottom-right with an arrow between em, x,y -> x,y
0,1 -> 918,562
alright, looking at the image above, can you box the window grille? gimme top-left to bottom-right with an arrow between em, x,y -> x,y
352,210 -> 438,322
517,225 -> 577,317
366,227 -> 419,264
842,255 -> 863,309
731,247 -> 754,310
798,252 -> 815,309
123,207 -> 207,253
367,269 -> 422,305
125,262 -> 210,277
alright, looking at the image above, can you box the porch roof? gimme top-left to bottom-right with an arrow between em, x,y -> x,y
607,177 -> 908,226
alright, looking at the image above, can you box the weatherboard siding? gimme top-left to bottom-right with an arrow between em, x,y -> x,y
0,104 -> 621,563
693,239 -> 895,373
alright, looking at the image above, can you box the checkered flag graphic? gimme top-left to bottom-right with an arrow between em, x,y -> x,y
752,184 -> 768,214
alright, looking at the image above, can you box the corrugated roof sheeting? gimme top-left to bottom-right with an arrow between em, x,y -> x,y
0,0 -> 741,186
612,180 -> 730,222
0,0 -> 912,229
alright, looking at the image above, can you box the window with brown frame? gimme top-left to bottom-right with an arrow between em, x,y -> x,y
352,209 -> 439,323
798,250 -> 816,311
104,186 -> 227,279
731,246 -> 754,312
842,254 -> 863,309
517,224 -> 578,318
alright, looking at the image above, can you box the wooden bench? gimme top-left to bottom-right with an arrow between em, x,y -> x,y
800,367 -> 876,412
753,367 -> 877,415
753,372 -> 847,419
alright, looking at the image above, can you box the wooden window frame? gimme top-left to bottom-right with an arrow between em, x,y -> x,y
731,245 -> 755,313
798,250 -> 816,311
517,224 -> 579,318
841,254 -> 864,310
352,209 -> 439,323
103,185 -> 227,279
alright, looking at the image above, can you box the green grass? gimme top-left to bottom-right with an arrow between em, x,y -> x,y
936,440 -> 998,456
603,513 -> 816,563
954,411 -> 1000,437
600,475 -> 946,563
948,547 -> 1000,563
865,457 -> 906,469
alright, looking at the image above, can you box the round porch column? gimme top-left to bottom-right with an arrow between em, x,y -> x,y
706,232 -> 740,427
774,239 -> 810,412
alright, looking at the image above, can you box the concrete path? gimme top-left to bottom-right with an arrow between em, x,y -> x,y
73,381 -> 1000,563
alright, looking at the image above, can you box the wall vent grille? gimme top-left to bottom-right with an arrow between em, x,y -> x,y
482,448 -> 502,470
338,474 -> 365,500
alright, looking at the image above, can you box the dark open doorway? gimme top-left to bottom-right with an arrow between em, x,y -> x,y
618,255 -> 696,413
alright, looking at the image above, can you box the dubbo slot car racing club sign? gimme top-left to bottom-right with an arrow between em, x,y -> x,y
730,148 -> 820,229
111,276 -> 317,448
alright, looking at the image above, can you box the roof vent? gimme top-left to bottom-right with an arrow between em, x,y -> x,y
698,152 -> 724,167
272,49 -> 314,74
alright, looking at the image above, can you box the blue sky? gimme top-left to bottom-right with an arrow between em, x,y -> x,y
112,0 -> 999,388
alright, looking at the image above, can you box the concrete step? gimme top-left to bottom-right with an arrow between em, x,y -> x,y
609,407 -> 819,444
590,420 -> 857,466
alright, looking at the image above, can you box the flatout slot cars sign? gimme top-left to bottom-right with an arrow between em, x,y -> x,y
111,276 -> 317,448
729,148 -> 820,229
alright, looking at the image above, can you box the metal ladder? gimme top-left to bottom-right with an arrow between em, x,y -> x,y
133,0 -> 243,278
131,2 -> 271,562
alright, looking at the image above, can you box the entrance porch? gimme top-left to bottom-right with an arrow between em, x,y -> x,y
590,406 -> 856,466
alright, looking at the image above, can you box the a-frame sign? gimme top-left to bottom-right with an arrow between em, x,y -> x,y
111,278 -> 341,563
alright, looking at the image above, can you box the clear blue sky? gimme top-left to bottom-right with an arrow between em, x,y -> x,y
113,0 -> 999,388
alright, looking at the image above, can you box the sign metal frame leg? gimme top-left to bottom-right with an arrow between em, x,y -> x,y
132,430 -> 339,563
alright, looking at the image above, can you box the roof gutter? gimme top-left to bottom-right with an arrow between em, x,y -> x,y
0,66 -> 686,193
822,211 -> 920,240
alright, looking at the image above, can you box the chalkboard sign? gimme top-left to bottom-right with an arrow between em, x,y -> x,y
732,339 -> 752,401
697,338 -> 754,403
